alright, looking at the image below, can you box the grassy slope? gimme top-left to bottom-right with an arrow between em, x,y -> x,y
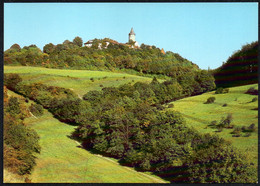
3,169 -> 25,183
168,84 -> 258,164
4,66 -> 161,98
5,71 -> 166,183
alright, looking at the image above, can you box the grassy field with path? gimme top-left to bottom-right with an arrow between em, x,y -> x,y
168,84 -> 258,164
6,90 -> 167,183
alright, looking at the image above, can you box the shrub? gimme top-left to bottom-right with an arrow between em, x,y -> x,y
29,103 -> 44,117
251,97 -> 257,102
223,103 -> 228,107
218,113 -> 233,128
223,88 -> 229,93
216,125 -> 223,132
168,103 -> 174,108
246,87 -> 258,95
103,76 -> 108,79
100,84 -> 104,87
241,126 -> 247,131
232,134 -> 241,137
211,120 -> 217,126
215,87 -> 223,94
155,104 -> 165,110
242,124 -> 256,133
123,76 -> 126,79
205,97 -> 216,104
90,78 -> 94,82
244,133 -> 252,137
4,73 -> 22,91
231,127 -> 242,135
248,124 -> 257,132
215,88 -> 229,94
226,125 -> 234,129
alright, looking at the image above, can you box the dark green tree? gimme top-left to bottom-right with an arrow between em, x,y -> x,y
73,36 -> 83,47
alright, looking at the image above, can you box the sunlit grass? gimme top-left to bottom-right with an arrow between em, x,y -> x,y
169,84 -> 258,164
4,66 -> 159,97
5,72 -> 166,183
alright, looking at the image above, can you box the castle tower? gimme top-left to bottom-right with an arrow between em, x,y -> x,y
129,27 -> 136,42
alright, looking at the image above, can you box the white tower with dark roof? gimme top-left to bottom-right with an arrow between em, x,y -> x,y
128,27 -> 139,48
129,27 -> 136,42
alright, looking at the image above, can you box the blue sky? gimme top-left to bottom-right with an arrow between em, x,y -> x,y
4,3 -> 258,69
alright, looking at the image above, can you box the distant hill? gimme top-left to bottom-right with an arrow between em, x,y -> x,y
214,41 -> 258,88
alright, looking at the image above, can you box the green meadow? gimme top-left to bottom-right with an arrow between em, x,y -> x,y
6,90 -> 166,183
168,84 -> 258,164
4,66 -> 159,98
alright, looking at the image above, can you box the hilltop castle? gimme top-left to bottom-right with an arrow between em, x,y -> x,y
128,27 -> 139,48
84,28 -> 140,49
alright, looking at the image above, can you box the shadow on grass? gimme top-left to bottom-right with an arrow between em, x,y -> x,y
181,113 -> 210,125
66,134 -> 184,183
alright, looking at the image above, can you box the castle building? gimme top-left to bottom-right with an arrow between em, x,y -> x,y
129,27 -> 139,48
129,27 -> 136,42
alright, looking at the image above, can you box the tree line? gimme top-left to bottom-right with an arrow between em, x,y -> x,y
214,41 -> 258,88
4,37 -> 199,78
4,73 -> 256,183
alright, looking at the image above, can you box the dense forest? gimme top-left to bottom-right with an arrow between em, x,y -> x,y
214,41 -> 258,88
4,73 -> 257,183
4,37 -> 199,78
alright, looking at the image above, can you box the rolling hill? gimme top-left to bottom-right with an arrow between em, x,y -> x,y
168,83 -> 258,164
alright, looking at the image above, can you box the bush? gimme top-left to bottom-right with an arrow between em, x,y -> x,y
248,124 -> 257,132
29,103 -> 44,117
215,87 -> 229,94
223,88 -> 229,93
241,126 -> 247,131
218,113 -> 233,128
216,125 -> 223,132
100,84 -> 104,87
215,87 -> 223,94
246,87 -> 258,95
231,127 -> 242,135
4,73 -> 22,91
168,103 -> 174,108
223,103 -> 228,107
251,97 -> 257,102
244,133 -> 252,137
211,120 -> 217,126
90,78 -> 94,82
205,97 -> 216,104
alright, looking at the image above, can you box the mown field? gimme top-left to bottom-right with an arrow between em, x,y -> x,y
4,66 -> 161,98
168,84 -> 258,164
6,90 -> 166,183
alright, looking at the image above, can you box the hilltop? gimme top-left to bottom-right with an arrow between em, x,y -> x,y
4,36 -> 199,79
